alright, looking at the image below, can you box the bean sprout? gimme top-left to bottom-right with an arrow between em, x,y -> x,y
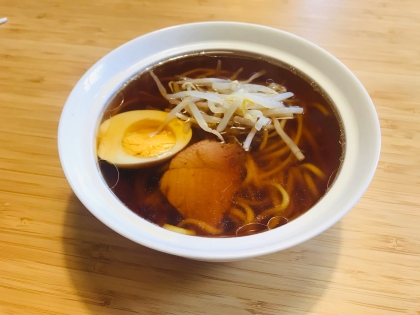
149,64 -> 304,155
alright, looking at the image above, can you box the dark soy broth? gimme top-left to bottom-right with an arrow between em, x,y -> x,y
99,51 -> 344,237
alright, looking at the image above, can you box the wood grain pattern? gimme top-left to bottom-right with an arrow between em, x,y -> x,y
1,0 -> 419,314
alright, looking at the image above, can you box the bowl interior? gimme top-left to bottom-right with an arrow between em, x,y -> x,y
58,22 -> 380,261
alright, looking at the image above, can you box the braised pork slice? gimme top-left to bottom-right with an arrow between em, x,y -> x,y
160,140 -> 244,227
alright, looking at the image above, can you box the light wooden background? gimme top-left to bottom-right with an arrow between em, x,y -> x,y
1,0 -> 419,314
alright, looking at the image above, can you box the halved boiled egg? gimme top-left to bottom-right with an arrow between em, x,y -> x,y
97,110 -> 192,168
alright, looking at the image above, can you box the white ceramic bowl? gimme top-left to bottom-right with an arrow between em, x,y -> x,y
58,22 -> 380,262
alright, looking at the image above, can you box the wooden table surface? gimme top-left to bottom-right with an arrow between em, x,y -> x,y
1,0 -> 419,314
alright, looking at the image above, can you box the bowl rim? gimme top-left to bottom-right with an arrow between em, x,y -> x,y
58,21 -> 381,261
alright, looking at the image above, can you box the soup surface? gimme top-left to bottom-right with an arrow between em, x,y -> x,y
98,51 -> 344,237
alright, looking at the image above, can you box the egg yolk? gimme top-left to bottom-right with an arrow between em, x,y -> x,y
122,120 -> 176,158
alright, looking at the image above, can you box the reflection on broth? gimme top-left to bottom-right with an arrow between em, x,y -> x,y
98,51 -> 344,237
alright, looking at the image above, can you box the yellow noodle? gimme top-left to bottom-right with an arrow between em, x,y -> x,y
197,70 -> 217,78
266,170 -> 285,190
173,82 -> 181,93
245,185 -> 256,199
236,200 -> 255,224
215,59 -> 222,76
269,182 -> 290,210
259,144 -> 290,162
292,166 -> 306,186
259,153 -> 294,181
302,128 -> 319,153
180,68 -> 214,77
294,114 -> 303,145
163,224 -> 196,236
266,182 -> 289,210
268,183 -> 281,206
268,129 -> 280,138
256,122 -> 288,156
267,216 -> 288,229
229,207 -> 247,222
261,127 -> 287,148
286,168 -> 295,195
249,156 -> 261,186
258,141 -> 286,157
236,197 -> 271,207
312,102 -> 330,115
179,219 -> 223,235
285,168 -> 301,195
281,119 -> 287,128
300,163 -> 325,178
197,69 -> 232,79
243,155 -> 260,186
259,116 -> 302,161
243,156 -> 254,185
230,67 -> 243,80
303,172 -> 319,198
259,129 -> 269,150
168,81 -> 174,93
257,182 -> 290,219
